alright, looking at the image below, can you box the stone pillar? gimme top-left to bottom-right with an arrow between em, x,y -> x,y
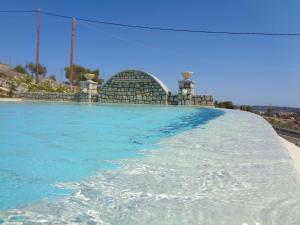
178,80 -> 195,96
178,71 -> 195,105
80,79 -> 98,103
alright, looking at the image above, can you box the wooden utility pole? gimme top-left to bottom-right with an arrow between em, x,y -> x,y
69,17 -> 76,87
35,9 -> 41,84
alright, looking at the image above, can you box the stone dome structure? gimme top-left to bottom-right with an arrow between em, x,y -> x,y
99,70 -> 170,104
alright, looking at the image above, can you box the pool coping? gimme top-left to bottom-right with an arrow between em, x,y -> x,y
280,136 -> 300,175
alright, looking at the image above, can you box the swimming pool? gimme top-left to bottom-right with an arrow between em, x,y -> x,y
0,102 -> 300,224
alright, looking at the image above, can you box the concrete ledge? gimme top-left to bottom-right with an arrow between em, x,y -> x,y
0,98 -> 22,102
280,136 -> 300,175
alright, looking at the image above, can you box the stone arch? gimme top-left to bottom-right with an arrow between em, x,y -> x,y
99,70 -> 170,104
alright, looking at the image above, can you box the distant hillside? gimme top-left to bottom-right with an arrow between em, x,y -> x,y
251,105 -> 300,113
0,64 -> 24,78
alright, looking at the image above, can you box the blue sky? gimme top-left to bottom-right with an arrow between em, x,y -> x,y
0,0 -> 299,107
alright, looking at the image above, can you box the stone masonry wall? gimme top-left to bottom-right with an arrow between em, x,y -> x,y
14,92 -> 214,106
11,70 -> 214,106
192,95 -> 214,106
168,94 -> 214,106
98,70 -> 168,104
13,92 -> 98,103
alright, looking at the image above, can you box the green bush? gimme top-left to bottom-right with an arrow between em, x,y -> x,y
8,75 -> 74,93
214,101 -> 235,109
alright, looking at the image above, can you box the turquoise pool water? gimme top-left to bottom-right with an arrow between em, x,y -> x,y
1,102 -> 300,225
0,102 -> 222,210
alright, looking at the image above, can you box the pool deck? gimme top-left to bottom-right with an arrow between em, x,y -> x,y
0,98 -> 22,102
280,136 -> 300,175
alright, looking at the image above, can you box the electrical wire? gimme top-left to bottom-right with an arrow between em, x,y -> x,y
1,9 -> 300,36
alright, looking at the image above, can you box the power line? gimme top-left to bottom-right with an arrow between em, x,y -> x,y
1,9 -> 300,36
0,10 -> 36,13
77,20 -> 182,56
39,11 -> 72,20
38,10 -> 300,36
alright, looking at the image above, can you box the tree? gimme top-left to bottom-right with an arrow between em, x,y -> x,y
25,63 -> 47,83
240,105 -> 253,112
13,65 -> 27,74
64,64 -> 101,85
49,75 -> 57,81
214,101 -> 235,109
265,105 -> 273,117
